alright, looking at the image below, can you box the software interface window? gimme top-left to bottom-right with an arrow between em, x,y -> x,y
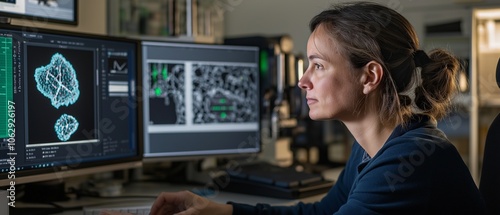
141,42 -> 261,160
0,25 -> 141,185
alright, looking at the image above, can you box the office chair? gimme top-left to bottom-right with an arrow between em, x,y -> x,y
479,57 -> 500,215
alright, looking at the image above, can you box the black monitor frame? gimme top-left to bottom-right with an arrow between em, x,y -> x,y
0,0 -> 78,26
0,23 -> 143,187
141,40 -> 262,162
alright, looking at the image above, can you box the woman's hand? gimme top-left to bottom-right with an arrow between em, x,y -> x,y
150,190 -> 233,215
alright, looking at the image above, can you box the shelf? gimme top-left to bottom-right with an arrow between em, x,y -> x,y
124,34 -> 218,44
107,0 -> 223,44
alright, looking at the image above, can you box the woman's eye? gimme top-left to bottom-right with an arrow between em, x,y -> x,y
315,63 -> 322,69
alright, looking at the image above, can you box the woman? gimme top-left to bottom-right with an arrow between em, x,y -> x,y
150,2 -> 486,214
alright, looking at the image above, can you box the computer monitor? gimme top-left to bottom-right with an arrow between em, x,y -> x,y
0,0 -> 78,25
141,41 -> 261,161
0,24 -> 142,187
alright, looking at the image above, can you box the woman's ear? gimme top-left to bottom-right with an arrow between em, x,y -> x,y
360,61 -> 383,95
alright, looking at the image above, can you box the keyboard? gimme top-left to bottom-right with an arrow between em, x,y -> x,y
9,207 -> 64,215
218,161 -> 335,199
83,204 -> 151,215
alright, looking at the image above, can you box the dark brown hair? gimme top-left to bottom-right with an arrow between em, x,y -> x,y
309,1 -> 461,126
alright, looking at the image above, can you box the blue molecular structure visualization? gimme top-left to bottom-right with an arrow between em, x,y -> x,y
34,53 -> 80,109
54,114 -> 79,141
34,53 -> 81,142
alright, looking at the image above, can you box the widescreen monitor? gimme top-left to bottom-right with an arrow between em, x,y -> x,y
0,24 -> 142,187
0,0 -> 77,25
141,41 -> 261,161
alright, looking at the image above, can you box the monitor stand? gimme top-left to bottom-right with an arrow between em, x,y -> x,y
139,159 -> 227,188
21,180 -> 70,203
20,173 -> 127,203
10,180 -> 69,215
185,158 -> 222,185
11,171 -> 133,214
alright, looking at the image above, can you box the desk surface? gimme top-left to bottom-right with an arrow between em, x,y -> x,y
16,167 -> 344,215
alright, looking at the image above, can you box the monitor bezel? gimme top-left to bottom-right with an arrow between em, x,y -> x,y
0,23 -> 144,187
0,0 -> 78,26
140,40 -> 262,163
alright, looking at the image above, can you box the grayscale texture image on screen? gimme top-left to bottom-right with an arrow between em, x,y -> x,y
192,64 -> 258,124
142,42 -> 261,159
148,62 -> 185,125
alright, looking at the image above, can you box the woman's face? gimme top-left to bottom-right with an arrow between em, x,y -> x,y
298,24 -> 364,121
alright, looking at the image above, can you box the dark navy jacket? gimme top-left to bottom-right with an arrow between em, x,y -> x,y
230,116 -> 487,214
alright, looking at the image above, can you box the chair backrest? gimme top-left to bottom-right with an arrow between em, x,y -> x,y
479,57 -> 500,215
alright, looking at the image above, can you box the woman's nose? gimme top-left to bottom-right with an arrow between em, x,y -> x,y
298,71 -> 311,90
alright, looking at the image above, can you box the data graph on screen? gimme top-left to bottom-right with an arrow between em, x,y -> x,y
0,37 -> 12,139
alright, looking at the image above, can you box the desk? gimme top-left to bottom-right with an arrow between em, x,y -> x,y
19,167 -> 344,215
